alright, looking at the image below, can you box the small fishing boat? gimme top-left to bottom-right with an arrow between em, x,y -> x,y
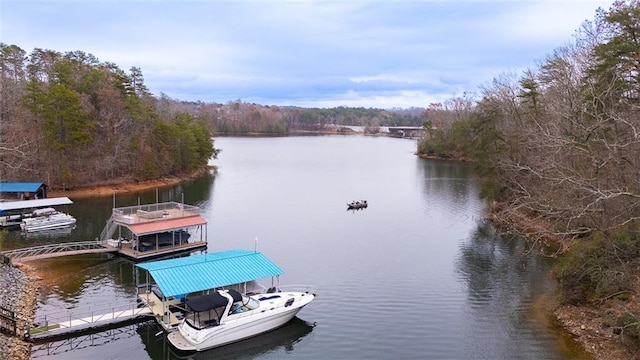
347,200 -> 368,209
20,210 -> 76,233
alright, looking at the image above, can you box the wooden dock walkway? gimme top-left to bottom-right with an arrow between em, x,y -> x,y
26,285 -> 188,340
1,241 -> 117,263
29,301 -> 154,340
1,239 -> 207,264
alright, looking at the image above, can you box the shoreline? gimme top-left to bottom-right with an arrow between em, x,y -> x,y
47,168 -> 213,199
489,208 -> 640,360
0,263 -> 39,360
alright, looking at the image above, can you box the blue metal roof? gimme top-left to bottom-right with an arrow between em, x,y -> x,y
0,182 -> 44,192
136,249 -> 284,298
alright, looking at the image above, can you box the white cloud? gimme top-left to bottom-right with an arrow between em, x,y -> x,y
1,0 -> 613,108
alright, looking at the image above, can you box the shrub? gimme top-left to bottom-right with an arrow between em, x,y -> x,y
554,231 -> 640,305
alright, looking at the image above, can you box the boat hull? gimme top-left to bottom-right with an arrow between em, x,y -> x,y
167,292 -> 314,352
20,214 -> 77,233
22,220 -> 76,232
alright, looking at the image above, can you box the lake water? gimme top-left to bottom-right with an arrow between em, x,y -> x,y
3,135 -> 591,359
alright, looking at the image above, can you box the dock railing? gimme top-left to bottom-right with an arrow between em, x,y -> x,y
100,201 -> 204,242
29,299 -> 153,339
112,202 -> 202,222
2,241 -> 115,263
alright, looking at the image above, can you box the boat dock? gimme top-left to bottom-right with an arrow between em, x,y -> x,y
99,201 -> 209,260
22,249 -> 287,340
1,239 -> 207,263
28,300 -> 154,340
0,197 -> 74,229
0,201 -> 217,340
1,201 -> 208,264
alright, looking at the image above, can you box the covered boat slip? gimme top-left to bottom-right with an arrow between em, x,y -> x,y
135,249 -> 284,330
101,201 -> 208,259
0,197 -> 73,228
0,182 -> 47,200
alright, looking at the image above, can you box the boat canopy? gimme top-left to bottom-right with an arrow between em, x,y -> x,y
136,249 -> 284,298
186,290 -> 242,312
0,197 -> 73,214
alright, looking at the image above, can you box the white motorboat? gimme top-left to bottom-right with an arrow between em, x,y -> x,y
136,249 -> 315,352
20,211 -> 77,233
167,287 -> 315,352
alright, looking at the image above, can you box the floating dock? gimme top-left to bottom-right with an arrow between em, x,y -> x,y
29,302 -> 153,340
1,201 -> 215,340
1,201 -> 209,264
100,201 -> 208,261
25,249 -> 288,340
0,197 -> 73,229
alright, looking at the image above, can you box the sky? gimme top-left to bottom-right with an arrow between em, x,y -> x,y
1,0 -> 614,109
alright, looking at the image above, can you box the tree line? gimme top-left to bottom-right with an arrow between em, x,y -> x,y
418,0 -> 640,339
171,100 -> 424,135
0,44 -> 425,190
0,46 -> 218,189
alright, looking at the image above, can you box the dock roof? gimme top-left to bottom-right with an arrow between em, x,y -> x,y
0,197 -> 73,213
0,182 -> 44,193
136,249 -> 284,298
128,216 -> 207,236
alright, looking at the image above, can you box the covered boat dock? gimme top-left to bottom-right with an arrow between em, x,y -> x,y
136,249 -> 284,329
0,182 -> 47,200
100,201 -> 208,260
0,197 -> 73,229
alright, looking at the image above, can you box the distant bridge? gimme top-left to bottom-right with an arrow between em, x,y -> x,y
1,241 -> 116,263
383,126 -> 426,138
332,125 -> 426,138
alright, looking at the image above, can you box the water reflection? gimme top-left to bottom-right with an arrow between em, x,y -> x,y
138,317 -> 315,360
31,320 -> 146,359
22,226 -> 77,239
417,160 -> 478,214
455,222 -> 591,359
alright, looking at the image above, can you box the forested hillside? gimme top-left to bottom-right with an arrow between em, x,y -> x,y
418,1 -> 640,340
0,44 -> 425,190
164,100 -> 425,135
0,45 -> 218,190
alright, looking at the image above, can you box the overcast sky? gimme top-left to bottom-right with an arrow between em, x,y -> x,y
2,0 -> 612,109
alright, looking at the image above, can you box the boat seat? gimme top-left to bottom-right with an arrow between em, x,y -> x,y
230,303 -> 243,314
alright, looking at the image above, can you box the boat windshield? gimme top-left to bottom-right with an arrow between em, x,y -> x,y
244,295 -> 259,310
229,294 -> 259,314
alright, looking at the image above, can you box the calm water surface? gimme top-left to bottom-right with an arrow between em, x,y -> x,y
3,136 -> 590,359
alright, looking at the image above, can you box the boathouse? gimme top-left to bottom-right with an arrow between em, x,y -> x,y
0,182 -> 47,201
136,249 -> 283,329
100,201 -> 209,260
0,197 -> 73,229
